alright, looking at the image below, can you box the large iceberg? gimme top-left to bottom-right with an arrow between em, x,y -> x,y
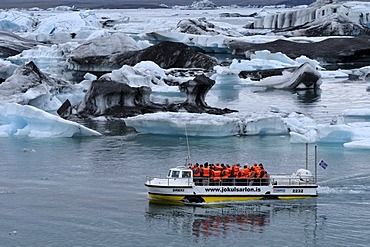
0,103 -> 101,138
124,109 -> 370,149
124,111 -> 302,137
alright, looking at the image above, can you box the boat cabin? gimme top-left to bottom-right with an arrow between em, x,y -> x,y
167,166 -> 193,179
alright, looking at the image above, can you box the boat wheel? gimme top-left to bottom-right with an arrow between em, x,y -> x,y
183,196 -> 205,203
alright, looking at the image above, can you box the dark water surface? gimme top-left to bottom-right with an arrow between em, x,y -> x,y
1,134 -> 370,247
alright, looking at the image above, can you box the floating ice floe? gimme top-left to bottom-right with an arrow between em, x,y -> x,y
0,103 -> 101,138
124,109 -> 370,149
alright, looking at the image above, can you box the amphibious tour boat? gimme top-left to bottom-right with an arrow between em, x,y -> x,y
145,146 -> 319,204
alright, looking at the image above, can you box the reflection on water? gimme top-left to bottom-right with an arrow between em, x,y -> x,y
296,88 -> 322,103
191,204 -> 269,236
145,200 -> 318,240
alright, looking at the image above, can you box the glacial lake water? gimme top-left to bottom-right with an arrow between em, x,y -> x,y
1,79 -> 370,246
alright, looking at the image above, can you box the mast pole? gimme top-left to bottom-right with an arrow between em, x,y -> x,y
315,145 -> 318,183
185,124 -> 191,166
306,143 -> 308,170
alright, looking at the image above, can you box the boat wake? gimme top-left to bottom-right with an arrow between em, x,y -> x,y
319,172 -> 370,185
318,185 -> 370,195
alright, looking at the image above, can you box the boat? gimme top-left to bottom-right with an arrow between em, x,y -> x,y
145,145 -> 319,204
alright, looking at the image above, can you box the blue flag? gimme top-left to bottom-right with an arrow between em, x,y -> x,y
319,160 -> 328,169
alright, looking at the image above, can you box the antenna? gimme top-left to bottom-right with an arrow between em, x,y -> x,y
185,124 -> 191,166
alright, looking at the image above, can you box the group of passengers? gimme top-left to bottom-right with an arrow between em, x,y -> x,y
188,162 -> 268,186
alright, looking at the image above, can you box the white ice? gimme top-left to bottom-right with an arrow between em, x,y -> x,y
124,109 -> 370,149
0,103 -> 101,138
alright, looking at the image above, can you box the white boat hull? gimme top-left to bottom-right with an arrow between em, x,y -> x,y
145,167 -> 318,203
146,181 -> 317,203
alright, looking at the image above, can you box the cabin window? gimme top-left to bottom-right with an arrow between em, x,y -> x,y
182,171 -> 191,178
171,171 -> 180,178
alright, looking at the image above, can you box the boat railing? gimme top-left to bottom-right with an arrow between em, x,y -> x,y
146,176 -> 194,186
146,176 -> 316,187
269,176 -> 316,186
193,178 -> 270,186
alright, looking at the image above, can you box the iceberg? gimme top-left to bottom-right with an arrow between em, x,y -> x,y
344,139 -> 370,149
0,61 -> 74,112
30,11 -> 101,42
124,112 -> 240,137
100,61 -> 168,90
0,103 -> 101,138
249,1 -> 370,35
290,117 -> 370,149
124,109 -> 370,150
0,59 -> 18,80
251,63 -> 322,90
0,11 -> 35,33
124,111 -> 296,137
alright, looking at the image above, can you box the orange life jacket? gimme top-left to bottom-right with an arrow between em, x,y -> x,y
258,169 -> 266,178
215,164 -> 222,171
221,168 -> 231,179
212,170 -> 221,181
239,168 -> 250,178
193,167 -> 201,177
233,166 -> 240,177
202,167 -> 210,177
248,171 -> 256,180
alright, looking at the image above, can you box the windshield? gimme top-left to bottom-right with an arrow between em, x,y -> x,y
171,170 -> 180,178
182,171 -> 191,178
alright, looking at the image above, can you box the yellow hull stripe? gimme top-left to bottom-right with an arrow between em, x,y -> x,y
149,194 -> 315,203
202,196 -> 263,203
148,194 -> 316,203
149,194 -> 185,201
